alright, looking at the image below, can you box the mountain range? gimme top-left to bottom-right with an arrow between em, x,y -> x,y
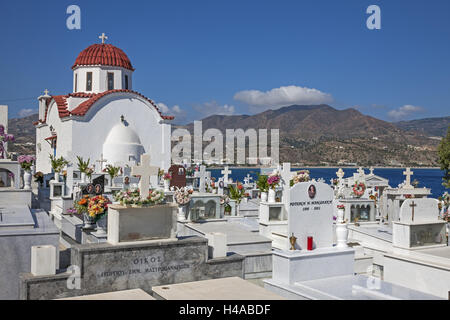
7,105 -> 450,166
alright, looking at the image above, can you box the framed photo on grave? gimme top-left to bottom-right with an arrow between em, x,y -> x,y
53,184 -> 62,197
168,165 -> 186,188
72,171 -> 81,180
82,175 -> 105,195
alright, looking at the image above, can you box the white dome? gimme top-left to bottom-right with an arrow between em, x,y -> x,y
102,122 -> 145,165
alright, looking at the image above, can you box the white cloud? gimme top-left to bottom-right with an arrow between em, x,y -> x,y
233,85 -> 333,111
193,101 -> 235,118
156,102 -> 187,124
388,105 -> 424,121
18,108 -> 37,117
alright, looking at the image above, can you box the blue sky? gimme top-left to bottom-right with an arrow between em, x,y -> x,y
0,0 -> 449,124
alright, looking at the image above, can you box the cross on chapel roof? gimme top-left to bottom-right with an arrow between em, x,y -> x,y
99,33 -> 108,44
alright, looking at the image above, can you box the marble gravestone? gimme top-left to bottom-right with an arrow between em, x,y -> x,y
168,165 -> 186,188
288,181 -> 334,250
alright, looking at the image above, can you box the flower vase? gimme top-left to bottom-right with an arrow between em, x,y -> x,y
261,192 -> 268,202
337,208 -> 345,223
54,172 -> 60,182
23,170 -> 32,190
268,189 -> 276,203
95,214 -> 107,235
164,180 -> 170,192
81,172 -> 86,183
335,223 -> 348,248
83,212 -> 96,229
177,205 -> 188,221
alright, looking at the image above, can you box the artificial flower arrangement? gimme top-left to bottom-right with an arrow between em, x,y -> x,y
267,172 -> 281,189
174,187 -> 192,206
114,189 -> 166,206
337,204 -> 345,210
87,195 -> 111,222
49,154 -> 69,173
74,195 -> 90,215
18,155 -> 35,172
163,172 -> 172,180
255,174 -> 269,192
85,167 -> 94,179
352,181 -> 366,198
229,182 -> 245,203
104,164 -> 121,181
76,156 -> 90,174
290,170 -> 310,186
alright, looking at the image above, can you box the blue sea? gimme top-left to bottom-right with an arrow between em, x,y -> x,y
208,167 -> 448,199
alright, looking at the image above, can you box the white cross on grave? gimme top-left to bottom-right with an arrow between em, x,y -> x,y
99,32 -> 108,44
198,165 -> 207,193
244,174 -> 253,186
280,163 -> 291,209
369,166 -> 374,175
43,89 -> 50,96
403,167 -> 414,189
131,154 -> 160,199
96,154 -> 107,173
357,167 -> 365,177
221,166 -> 232,185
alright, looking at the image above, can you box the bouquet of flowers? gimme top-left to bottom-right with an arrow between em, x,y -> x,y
104,164 -> 120,180
85,167 -> 94,179
174,187 -> 192,206
163,172 -> 172,180
18,155 -> 35,172
337,204 -> 345,210
268,172 -> 280,189
76,156 -> 90,173
255,174 -> 269,192
290,170 -> 310,186
88,195 -> 110,222
229,182 -> 245,203
114,189 -> 165,206
74,195 -> 90,214
49,154 -> 69,173
352,181 -> 366,198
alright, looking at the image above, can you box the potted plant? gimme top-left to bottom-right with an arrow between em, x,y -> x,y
49,154 -> 69,182
256,174 -> 269,202
76,156 -> 90,183
18,155 -> 35,190
105,164 -> 120,187
220,195 -> 231,215
267,171 -> 281,203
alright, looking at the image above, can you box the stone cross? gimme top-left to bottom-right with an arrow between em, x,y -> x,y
281,163 -> 291,211
44,89 -> 49,96
221,166 -> 232,184
65,151 -> 77,196
131,154 -> 159,199
198,165 -> 207,193
369,166 -> 374,175
99,33 -> 108,44
244,174 -> 253,186
357,167 -> 365,177
96,154 -> 107,173
409,201 -> 417,222
403,168 -> 414,188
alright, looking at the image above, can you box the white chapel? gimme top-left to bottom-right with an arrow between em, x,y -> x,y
34,34 -> 173,173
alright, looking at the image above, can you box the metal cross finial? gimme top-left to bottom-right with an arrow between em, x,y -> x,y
99,33 -> 108,44
44,89 -> 49,96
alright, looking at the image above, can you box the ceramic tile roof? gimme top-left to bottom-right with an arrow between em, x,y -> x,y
72,44 -> 134,71
35,90 -> 174,125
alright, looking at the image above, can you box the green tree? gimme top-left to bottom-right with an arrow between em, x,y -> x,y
437,125 -> 450,189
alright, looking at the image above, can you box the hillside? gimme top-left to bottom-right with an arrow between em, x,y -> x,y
183,105 -> 442,166
395,116 -> 450,137
7,113 -> 38,155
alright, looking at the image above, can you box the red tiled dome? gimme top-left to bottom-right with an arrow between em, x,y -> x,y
72,44 -> 134,71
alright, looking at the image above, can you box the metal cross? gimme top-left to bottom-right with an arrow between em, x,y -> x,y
99,33 -> 108,44
44,89 -> 49,96
96,154 -> 107,172
409,201 -> 417,222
